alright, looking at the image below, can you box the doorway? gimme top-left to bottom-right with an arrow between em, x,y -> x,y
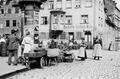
69,32 -> 74,42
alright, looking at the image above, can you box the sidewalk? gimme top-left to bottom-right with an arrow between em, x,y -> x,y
0,57 -> 25,77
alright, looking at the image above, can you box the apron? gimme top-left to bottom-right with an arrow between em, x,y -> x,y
79,47 -> 85,58
23,44 -> 33,54
93,44 -> 102,57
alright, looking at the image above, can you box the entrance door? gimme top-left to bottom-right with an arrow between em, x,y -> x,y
69,32 -> 74,42
85,31 -> 92,49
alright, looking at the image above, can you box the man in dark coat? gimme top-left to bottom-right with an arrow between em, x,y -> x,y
7,29 -> 20,65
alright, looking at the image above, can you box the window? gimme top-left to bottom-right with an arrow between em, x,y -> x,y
57,0 -> 62,2
1,9 -> 4,14
15,8 -> 19,13
98,17 -> 100,27
66,15 -> 72,25
8,9 -> 11,14
60,32 -> 66,39
75,0 -> 81,8
76,32 -> 82,40
6,20 -> 10,27
53,15 -> 58,24
66,0 -> 72,9
85,0 -> 92,7
101,18 -> 103,27
41,17 -> 48,25
56,2 -> 62,9
48,1 -> 54,9
99,1 -> 101,11
13,20 -> 16,27
81,15 -> 88,24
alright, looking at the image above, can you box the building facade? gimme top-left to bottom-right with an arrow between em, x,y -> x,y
104,0 -> 120,50
0,0 -> 120,50
38,0 -> 105,48
0,0 -> 22,37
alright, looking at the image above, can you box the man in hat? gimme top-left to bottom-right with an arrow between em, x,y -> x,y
7,29 -> 20,65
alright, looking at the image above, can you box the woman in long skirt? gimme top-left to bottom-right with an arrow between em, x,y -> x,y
93,36 -> 102,60
21,31 -> 34,54
78,38 -> 87,61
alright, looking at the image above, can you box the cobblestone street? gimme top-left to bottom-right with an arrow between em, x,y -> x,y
5,50 -> 120,79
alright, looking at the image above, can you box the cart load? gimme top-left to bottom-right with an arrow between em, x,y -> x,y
47,48 -> 60,65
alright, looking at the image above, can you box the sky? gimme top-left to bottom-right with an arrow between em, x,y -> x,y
115,0 -> 120,9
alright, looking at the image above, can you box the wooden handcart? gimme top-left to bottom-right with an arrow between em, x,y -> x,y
23,48 -> 47,69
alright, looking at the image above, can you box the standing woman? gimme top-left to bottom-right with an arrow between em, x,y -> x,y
93,36 -> 102,60
78,38 -> 87,61
21,31 -> 34,54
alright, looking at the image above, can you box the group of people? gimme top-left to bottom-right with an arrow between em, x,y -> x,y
0,29 -> 103,66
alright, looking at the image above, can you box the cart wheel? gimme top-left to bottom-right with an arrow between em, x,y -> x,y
39,57 -> 45,68
26,63 -> 31,69
72,54 -> 75,60
48,59 -> 51,66
54,58 -> 58,65
44,57 -> 48,66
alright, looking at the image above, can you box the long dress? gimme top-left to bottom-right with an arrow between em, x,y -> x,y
22,36 -> 34,54
93,39 -> 102,57
78,43 -> 87,59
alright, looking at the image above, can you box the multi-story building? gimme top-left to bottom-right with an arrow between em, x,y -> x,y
0,0 -> 22,37
39,0 -> 105,48
104,0 -> 120,50
1,0 -> 120,50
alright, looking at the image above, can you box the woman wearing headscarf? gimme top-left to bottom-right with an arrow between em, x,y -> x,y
93,36 -> 102,60
78,38 -> 87,61
21,31 -> 34,54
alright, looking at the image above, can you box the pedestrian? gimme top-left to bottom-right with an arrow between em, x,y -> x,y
93,36 -> 102,60
78,38 -> 87,61
0,34 -> 6,56
21,31 -> 34,54
7,29 -> 20,65
108,41 -> 113,51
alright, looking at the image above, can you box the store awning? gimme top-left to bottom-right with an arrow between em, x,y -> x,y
85,31 -> 91,35
50,10 -> 66,14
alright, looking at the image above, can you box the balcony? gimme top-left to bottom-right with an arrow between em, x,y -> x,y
19,0 -> 47,4
105,15 -> 116,28
12,1 -> 19,7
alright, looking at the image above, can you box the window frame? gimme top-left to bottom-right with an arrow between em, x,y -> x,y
66,15 -> 72,25
80,15 -> 89,24
48,1 -> 54,10
1,9 -> 4,14
74,0 -> 81,8
13,20 -> 17,27
60,32 -> 66,39
15,7 -> 19,13
85,0 -> 92,8
56,2 -> 62,9
6,20 -> 10,27
66,0 -> 72,9
41,16 -> 48,25
8,8 -> 11,14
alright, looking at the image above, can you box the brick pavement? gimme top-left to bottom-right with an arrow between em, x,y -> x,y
1,49 -> 120,79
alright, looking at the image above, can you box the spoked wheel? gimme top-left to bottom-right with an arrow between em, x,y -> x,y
70,54 -> 75,62
39,57 -> 45,68
26,62 -> 31,69
48,59 -> 51,66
